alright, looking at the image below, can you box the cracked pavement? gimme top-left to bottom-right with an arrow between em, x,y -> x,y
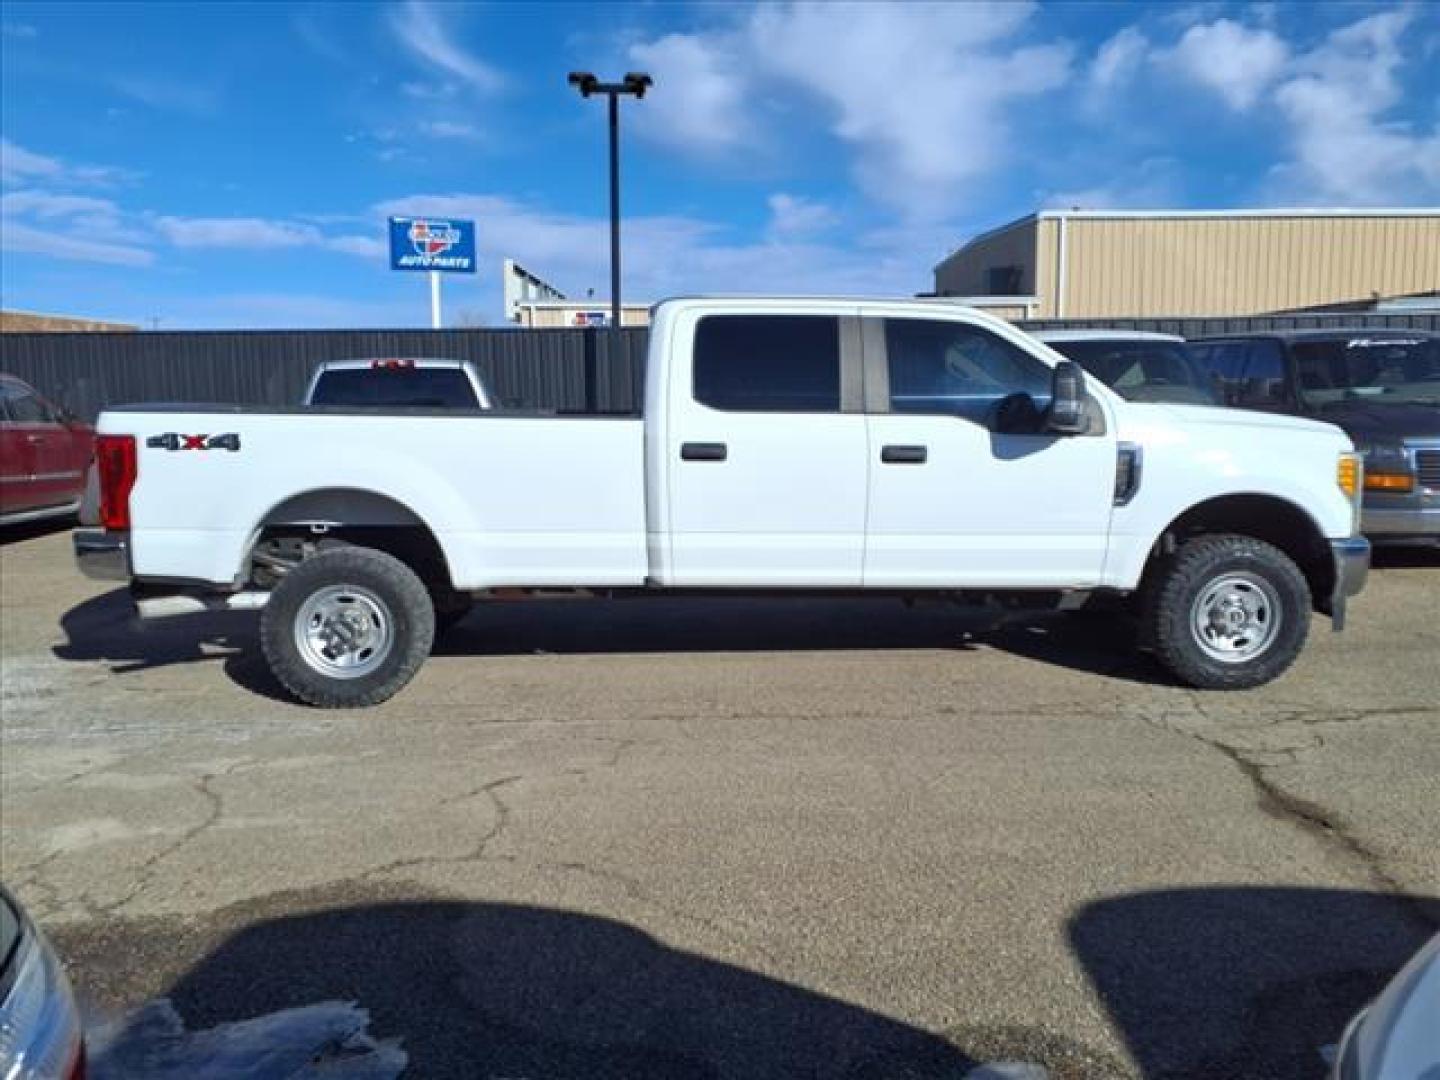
2,526 -> 1437,1078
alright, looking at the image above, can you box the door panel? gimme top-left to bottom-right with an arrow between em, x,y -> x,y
862,314 -> 1116,588
665,310 -> 868,586
8,389 -> 79,509
0,420 -> 37,514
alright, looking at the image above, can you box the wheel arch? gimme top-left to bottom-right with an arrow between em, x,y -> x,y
247,486 -> 455,593
1143,492 -> 1335,612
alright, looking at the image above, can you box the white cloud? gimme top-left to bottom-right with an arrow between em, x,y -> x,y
1,221 -> 154,266
152,215 -> 384,256
0,140 -> 63,183
1089,26 -> 1149,94
113,74 -> 221,116
626,33 -> 750,154
622,3 -> 1070,218
1042,156 -> 1182,210
1,190 -> 120,218
421,120 -> 483,142
1268,8 -> 1440,204
748,2 -> 1070,217
373,190 -> 928,306
1166,18 -> 1289,111
766,193 -> 837,239
389,1 -> 502,94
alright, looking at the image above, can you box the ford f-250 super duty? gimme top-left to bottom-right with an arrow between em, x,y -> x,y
74,298 -> 1371,707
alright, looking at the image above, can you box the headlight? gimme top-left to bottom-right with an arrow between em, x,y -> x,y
1357,444 -> 1414,492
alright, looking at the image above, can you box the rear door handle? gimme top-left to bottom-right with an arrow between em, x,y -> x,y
681,442 -> 727,462
881,444 -> 927,464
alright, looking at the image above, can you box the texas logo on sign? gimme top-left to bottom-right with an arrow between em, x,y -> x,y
388,216 -> 477,273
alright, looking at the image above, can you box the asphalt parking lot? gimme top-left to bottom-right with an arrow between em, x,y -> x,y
2,523 -> 1437,1079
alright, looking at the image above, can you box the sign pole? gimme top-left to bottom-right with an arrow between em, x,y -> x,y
429,270 -> 441,329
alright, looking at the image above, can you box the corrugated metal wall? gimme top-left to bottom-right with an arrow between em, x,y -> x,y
0,328 -> 648,422
934,218 -> 1039,296
1,314 -> 1433,422
1054,215 -> 1440,318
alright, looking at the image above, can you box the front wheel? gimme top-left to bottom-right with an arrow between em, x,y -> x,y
260,546 -> 435,707
1145,534 -> 1310,690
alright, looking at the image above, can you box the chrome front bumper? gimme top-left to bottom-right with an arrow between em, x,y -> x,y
74,528 -> 130,581
1362,506 -> 1440,539
1328,536 -> 1370,632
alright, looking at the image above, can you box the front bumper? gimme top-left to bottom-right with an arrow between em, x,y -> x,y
74,527 -> 130,581
1361,506 -> 1440,540
1328,536 -> 1370,632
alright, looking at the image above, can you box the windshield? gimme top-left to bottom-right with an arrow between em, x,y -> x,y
1292,337 -> 1440,408
1044,339 -> 1219,405
309,367 -> 479,409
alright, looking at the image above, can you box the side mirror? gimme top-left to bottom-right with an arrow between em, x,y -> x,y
1045,360 -> 1090,435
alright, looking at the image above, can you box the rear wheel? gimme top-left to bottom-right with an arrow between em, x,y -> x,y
1145,534 -> 1310,690
261,546 -> 434,707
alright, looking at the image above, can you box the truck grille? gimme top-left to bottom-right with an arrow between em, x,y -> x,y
1416,449 -> 1440,489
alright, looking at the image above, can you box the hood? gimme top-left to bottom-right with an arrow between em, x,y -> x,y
1307,399 -> 1440,444
1151,403 -> 1349,442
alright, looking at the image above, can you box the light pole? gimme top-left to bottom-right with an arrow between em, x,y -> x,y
567,71 -> 652,338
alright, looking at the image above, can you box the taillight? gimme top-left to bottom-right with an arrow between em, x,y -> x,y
95,434 -> 137,531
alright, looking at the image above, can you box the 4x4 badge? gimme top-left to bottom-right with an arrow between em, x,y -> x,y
146,433 -> 241,452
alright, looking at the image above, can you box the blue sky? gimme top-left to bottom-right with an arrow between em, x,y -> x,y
2,1 -> 1437,328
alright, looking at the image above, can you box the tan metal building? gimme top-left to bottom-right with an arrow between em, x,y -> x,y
0,309 -> 136,332
511,301 -> 652,328
934,208 -> 1440,318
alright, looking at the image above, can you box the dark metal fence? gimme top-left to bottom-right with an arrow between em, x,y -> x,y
2,312 -> 1434,422
0,327 -> 649,422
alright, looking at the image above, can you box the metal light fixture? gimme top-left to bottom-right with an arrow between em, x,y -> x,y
567,70 -> 654,336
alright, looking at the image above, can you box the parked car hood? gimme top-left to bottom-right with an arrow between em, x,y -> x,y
1307,399 -> 1440,444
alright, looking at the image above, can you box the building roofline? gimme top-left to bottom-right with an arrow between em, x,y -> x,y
1034,207 -> 1440,221
934,206 -> 1440,274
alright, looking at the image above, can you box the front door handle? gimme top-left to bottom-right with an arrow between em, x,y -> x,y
681,442 -> 728,462
881,444 -> 927,464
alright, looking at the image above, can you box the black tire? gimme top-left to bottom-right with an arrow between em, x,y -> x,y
1144,533 -> 1310,690
260,546 -> 434,708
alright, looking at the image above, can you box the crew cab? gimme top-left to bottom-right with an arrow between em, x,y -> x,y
302,358 -> 492,410
74,298 -> 1370,707
1191,330 -> 1439,543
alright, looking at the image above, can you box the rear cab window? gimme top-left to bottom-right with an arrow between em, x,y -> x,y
693,315 -> 841,412
309,367 -> 479,409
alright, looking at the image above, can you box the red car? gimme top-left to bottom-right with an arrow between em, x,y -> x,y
0,374 -> 94,526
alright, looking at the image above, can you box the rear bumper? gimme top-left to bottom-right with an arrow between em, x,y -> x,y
74,528 -> 130,581
1328,536 -> 1370,632
1362,506 -> 1440,540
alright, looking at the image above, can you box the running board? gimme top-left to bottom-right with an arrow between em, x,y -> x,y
135,590 -> 270,619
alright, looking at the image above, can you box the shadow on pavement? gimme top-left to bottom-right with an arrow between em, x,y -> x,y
1370,544 -> 1440,570
53,590 -> 1178,698
78,896 -> 982,1080
0,517 -> 75,545
1068,885 -> 1439,1080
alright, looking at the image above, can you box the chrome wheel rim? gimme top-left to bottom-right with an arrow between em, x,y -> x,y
294,584 -> 394,679
1189,572 -> 1282,663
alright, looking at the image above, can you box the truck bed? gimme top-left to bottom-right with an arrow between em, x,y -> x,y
101,406 -> 648,589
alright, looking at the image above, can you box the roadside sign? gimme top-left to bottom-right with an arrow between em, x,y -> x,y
388,217 -> 476,273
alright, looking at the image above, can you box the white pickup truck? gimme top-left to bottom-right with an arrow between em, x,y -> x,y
74,298 -> 1370,707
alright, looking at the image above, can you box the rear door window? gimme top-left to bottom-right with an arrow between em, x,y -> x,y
693,315 -> 841,412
